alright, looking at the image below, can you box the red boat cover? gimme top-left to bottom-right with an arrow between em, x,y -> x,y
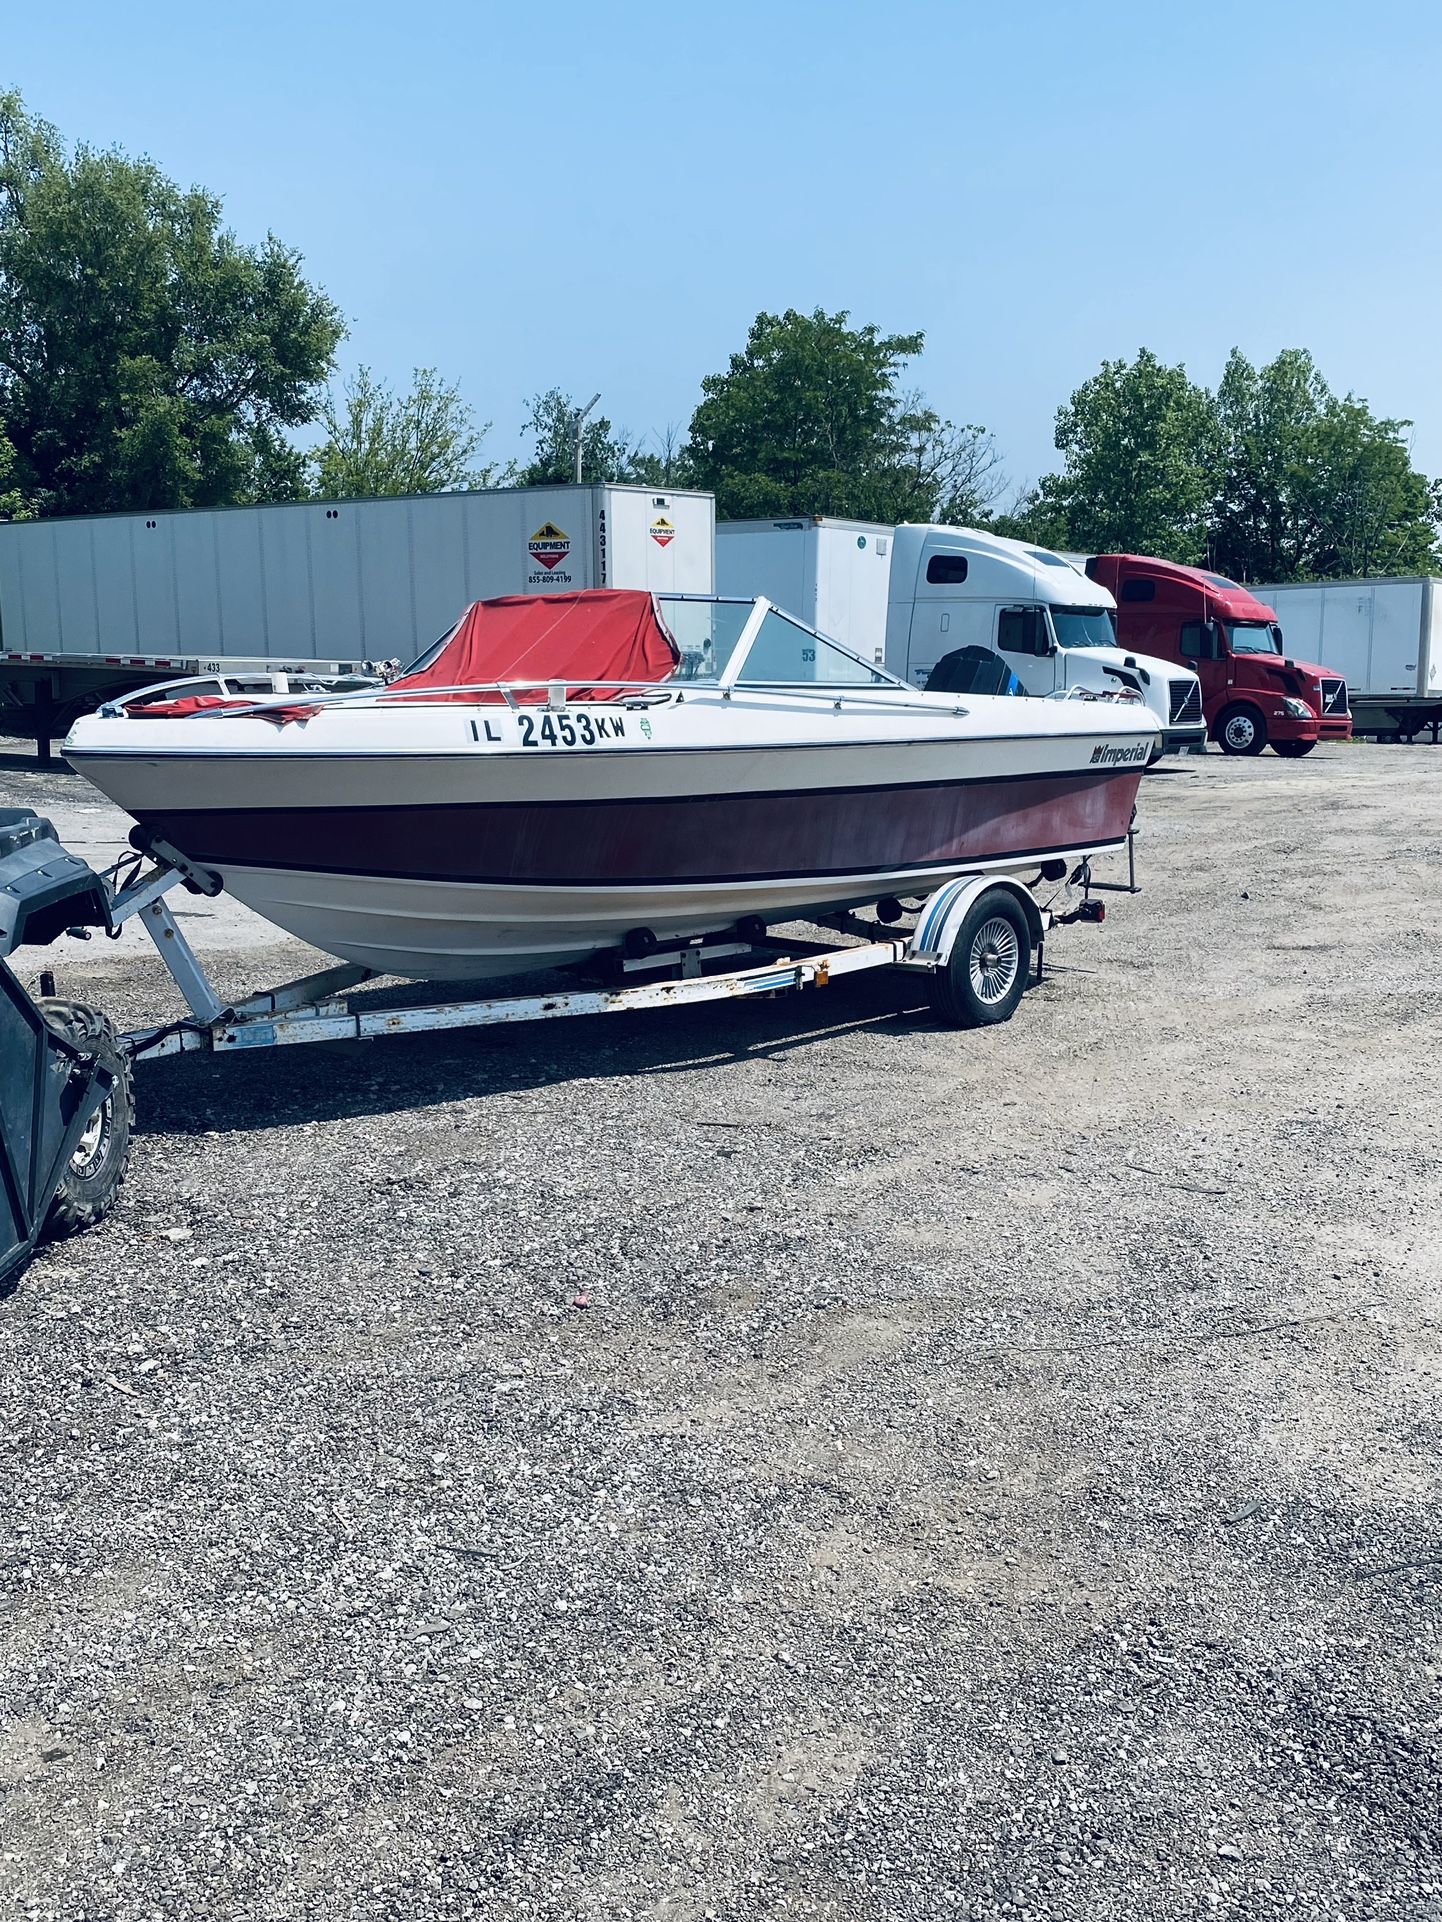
384,589 -> 680,705
126,693 -> 312,725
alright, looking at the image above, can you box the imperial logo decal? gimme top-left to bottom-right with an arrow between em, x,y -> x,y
1090,741 -> 1151,767
649,515 -> 675,548
527,522 -> 571,570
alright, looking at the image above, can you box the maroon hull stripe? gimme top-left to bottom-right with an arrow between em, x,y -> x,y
139,769 -> 1142,888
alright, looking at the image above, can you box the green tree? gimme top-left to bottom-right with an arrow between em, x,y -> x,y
310,366 -> 502,498
1211,348 -> 1438,580
685,308 -> 1002,524
515,389 -> 652,486
1032,349 -> 1221,560
0,425 -> 26,519
623,421 -> 695,490
985,477 -> 1074,550
0,89 -> 343,517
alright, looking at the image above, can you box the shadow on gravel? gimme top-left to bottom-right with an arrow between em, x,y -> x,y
0,751 -> 76,777
130,966 -> 955,1138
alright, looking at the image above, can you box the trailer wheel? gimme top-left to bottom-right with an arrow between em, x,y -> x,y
38,999 -> 133,1238
929,889 -> 1031,1029
1216,704 -> 1267,756
1272,739 -> 1316,758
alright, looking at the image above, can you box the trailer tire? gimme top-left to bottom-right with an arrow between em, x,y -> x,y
929,889 -> 1031,1029
1272,739 -> 1316,758
1216,704 -> 1267,756
37,999 -> 133,1239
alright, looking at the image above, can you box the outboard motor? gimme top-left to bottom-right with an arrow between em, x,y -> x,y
0,810 -> 131,1291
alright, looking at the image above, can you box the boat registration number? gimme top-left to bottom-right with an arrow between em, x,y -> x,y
467,711 -> 633,747
516,712 -> 627,747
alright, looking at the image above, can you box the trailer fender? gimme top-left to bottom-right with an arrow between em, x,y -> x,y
905,874 -> 1044,969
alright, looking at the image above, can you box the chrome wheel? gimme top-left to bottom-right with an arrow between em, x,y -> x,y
968,915 -> 1022,1006
1223,712 -> 1256,751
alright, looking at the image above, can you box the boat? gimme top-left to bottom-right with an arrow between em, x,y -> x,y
64,590 -> 1159,982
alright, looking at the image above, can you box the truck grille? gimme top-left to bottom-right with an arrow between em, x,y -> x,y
1168,679 -> 1203,724
1321,676 -> 1349,716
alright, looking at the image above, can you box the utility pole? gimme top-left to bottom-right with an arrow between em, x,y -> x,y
573,394 -> 601,485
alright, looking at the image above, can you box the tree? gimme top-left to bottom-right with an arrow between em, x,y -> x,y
0,425 -> 25,519
893,391 -> 1005,524
985,478 -> 1074,550
310,366 -> 502,498
621,421 -> 695,490
514,389 -> 652,486
1210,348 -> 1438,580
684,308 -> 1002,524
1031,349 -> 1221,561
0,89 -> 344,517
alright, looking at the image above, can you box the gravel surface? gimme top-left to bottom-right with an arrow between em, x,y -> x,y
1,740 -> 1439,1921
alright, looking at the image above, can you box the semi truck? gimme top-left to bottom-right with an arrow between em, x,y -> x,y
1250,575 -> 1442,743
0,483 -> 714,760
1083,555 -> 1352,757
719,517 -> 1205,754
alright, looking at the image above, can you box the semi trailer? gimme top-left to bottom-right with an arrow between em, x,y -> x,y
0,483 -> 714,760
1251,575 -> 1442,742
716,518 -> 894,661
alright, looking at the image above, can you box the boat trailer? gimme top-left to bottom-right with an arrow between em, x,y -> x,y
1,807 -> 1135,1281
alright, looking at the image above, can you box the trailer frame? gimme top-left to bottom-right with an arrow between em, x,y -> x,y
95,839 -> 1129,1064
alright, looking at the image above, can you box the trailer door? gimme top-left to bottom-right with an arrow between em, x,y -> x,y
1369,579 -> 1427,695
604,490 -> 714,594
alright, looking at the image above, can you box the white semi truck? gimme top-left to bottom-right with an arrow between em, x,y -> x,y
1252,575 -> 1442,743
718,517 -> 1205,755
0,483 -> 714,761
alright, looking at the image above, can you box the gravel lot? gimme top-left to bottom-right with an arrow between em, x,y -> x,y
1,740 -> 1439,1921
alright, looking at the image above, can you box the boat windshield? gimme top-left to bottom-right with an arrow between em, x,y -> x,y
398,621 -> 463,677
735,607 -> 894,685
658,598 -> 897,688
660,598 -> 755,682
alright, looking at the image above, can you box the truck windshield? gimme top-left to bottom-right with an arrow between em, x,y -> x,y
1227,622 -> 1281,655
1051,606 -> 1117,649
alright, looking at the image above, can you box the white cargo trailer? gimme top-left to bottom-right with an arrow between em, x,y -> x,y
1253,576 -> 1442,741
715,518 -> 893,661
0,483 -> 713,759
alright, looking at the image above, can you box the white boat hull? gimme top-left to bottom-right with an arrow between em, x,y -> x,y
215,844 -> 1123,981
68,684 -> 1157,981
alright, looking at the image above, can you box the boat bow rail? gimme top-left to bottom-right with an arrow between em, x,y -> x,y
96,676 -> 975,724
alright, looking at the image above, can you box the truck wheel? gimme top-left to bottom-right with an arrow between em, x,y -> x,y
38,999 -> 133,1238
1217,704 -> 1267,756
1272,739 -> 1316,758
929,889 -> 1031,1029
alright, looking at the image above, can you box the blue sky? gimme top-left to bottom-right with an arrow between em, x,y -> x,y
6,0 -> 1440,499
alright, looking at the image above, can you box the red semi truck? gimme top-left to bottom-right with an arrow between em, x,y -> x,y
1083,555 -> 1352,756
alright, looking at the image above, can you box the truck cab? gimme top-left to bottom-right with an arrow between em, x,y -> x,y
885,526 -> 1205,755
1084,555 -> 1352,757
